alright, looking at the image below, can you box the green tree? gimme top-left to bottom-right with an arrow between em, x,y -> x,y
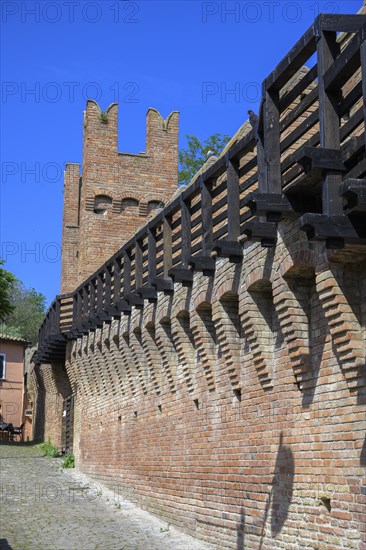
178,133 -> 230,186
0,260 -> 16,322
1,280 -> 47,345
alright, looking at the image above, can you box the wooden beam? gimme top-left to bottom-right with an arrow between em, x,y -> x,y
318,13 -> 366,33
113,258 -> 121,303
279,65 -> 318,113
163,214 -> 173,278
96,273 -> 104,313
82,286 -> 89,324
226,154 -> 240,241
317,29 -> 342,216
361,34 -> 366,154
147,228 -> 157,285
264,88 -> 281,193
180,195 -> 191,268
323,28 -> 362,92
281,109 -> 319,154
201,175 -> 213,255
122,250 -> 131,299
134,240 -> 143,290
104,267 -> 112,311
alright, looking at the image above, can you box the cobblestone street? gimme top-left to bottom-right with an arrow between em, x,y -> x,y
0,443 -> 213,550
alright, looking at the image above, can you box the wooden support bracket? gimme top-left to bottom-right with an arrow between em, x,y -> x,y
168,267 -> 193,286
340,178 -> 366,214
152,277 -> 175,293
188,255 -> 216,275
137,286 -> 158,302
241,220 -> 277,247
244,191 -> 293,221
212,240 -> 243,261
299,213 -> 365,247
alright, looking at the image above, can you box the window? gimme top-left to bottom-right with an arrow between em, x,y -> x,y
148,200 -> 163,215
0,354 -> 6,379
94,194 -> 112,215
122,198 -> 139,213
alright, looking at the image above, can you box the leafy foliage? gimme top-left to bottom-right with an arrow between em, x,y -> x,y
0,279 -> 47,345
0,260 -> 16,322
62,454 -> 75,468
38,438 -> 60,458
178,133 -> 230,186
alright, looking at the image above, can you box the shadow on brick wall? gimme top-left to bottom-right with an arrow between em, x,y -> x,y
258,432 -> 295,547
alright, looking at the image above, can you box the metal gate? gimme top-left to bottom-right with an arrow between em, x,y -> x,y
61,395 -> 74,455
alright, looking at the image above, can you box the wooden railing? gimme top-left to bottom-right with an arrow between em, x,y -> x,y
34,13 -> 366,364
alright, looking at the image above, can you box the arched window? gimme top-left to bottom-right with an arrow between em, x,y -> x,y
148,200 -> 163,215
94,195 -> 112,215
122,198 -> 139,213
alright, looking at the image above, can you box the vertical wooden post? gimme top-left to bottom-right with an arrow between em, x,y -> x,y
201,175 -> 213,255
180,195 -> 191,268
226,154 -> 240,241
54,299 -> 61,336
163,214 -> 172,277
72,294 -> 78,329
263,88 -> 281,194
361,34 -> 366,153
90,279 -> 96,318
82,286 -> 89,324
317,28 -> 342,216
123,249 -> 131,298
104,266 -> 111,309
135,239 -> 143,289
257,99 -> 267,193
148,227 -> 157,285
97,272 -> 104,314
113,257 -> 121,303
77,290 -> 83,325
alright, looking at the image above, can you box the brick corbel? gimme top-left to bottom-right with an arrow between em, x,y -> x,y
241,266 -> 274,390
316,267 -> 365,391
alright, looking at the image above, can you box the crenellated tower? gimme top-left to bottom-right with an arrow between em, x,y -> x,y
61,101 -> 179,293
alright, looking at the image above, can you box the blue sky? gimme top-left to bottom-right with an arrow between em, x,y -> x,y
1,0 -> 362,306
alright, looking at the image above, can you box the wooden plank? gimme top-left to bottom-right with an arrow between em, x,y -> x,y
134,240 -> 143,290
281,109 -> 319,154
123,250 -> 131,298
317,29 -> 342,216
163,217 -> 172,276
264,89 -> 282,193
280,85 -> 318,135
89,279 -> 96,318
258,137 -> 268,193
226,155 -> 240,240
264,23 -> 316,91
96,273 -> 104,313
82,287 -> 89,323
339,80 -> 362,118
323,29 -> 361,92
201,176 -> 213,255
104,267 -> 111,309
148,228 -> 157,284
340,106 -> 363,142
180,196 -> 191,268
279,65 -> 318,113
361,37 -> 366,153
319,14 -> 366,33
113,258 -> 121,303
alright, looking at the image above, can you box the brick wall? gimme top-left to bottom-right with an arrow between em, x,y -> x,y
61,101 -> 179,293
59,229 -> 366,550
31,362 -> 71,446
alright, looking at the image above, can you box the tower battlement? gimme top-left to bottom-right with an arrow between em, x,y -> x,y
61,101 -> 179,293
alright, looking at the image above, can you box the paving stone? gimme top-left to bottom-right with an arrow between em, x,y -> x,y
0,442 -> 213,550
